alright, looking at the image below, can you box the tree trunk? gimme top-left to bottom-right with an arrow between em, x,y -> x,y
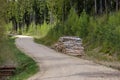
110,0 -> 113,12
105,0 -> 108,14
50,11 -> 54,24
94,0 -> 97,14
100,0 -> 103,14
70,0 -> 73,7
84,0 -> 86,11
116,0 -> 119,11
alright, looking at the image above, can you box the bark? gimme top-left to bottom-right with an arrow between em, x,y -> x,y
94,0 -> 97,14
116,0 -> 119,11
12,20 -> 17,32
105,0 -> 108,14
84,0 -> 86,11
18,22 -> 22,34
70,0 -> 73,7
100,0 -> 103,14
110,0 -> 113,12
50,11 -> 54,24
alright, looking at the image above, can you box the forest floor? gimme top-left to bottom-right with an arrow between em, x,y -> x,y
15,35 -> 120,80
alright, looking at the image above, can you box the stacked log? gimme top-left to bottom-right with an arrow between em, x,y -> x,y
53,36 -> 84,56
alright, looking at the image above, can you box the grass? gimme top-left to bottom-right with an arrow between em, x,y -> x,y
82,47 -> 120,71
35,37 -> 58,46
0,37 -> 39,80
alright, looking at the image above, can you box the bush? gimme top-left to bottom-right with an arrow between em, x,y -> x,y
64,8 -> 79,36
29,8 -> 120,60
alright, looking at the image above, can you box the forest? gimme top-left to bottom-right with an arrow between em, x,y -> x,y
0,0 -> 119,60
0,0 -> 120,79
6,0 -> 120,59
7,0 -> 120,33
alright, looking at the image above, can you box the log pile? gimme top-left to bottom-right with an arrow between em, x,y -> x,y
53,36 -> 84,56
0,66 -> 16,80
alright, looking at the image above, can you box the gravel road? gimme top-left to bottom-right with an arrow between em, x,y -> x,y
15,35 -> 120,80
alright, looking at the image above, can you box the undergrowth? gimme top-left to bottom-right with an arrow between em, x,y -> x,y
23,9 -> 120,70
34,10 -> 120,58
0,37 -> 39,80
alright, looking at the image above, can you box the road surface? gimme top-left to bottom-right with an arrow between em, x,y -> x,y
15,35 -> 120,80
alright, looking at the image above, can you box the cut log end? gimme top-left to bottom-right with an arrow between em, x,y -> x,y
53,36 -> 84,56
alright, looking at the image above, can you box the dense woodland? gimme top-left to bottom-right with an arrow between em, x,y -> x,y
6,0 -> 120,33
0,0 -> 120,61
0,1 -> 120,79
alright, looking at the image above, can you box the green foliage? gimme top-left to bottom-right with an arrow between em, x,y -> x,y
7,0 -> 120,34
5,0 -> 120,63
35,9 -> 89,46
0,25 -> 6,41
64,8 -> 79,35
4,38 -> 38,80
35,23 -> 63,46
38,21 -> 51,38
64,8 -> 89,38
0,39 -> 16,66
35,10 -> 120,61
0,0 -> 8,65
85,12 -> 120,57
0,0 -> 7,41
78,10 -> 89,38
24,21 -> 51,38
0,38 -> 38,79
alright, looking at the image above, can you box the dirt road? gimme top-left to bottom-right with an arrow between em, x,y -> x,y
15,35 -> 120,80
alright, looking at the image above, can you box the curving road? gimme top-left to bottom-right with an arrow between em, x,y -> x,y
15,35 -> 120,80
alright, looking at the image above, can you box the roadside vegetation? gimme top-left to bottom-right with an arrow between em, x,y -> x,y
0,0 -> 38,79
9,38 -> 38,80
0,37 -> 39,80
35,10 -> 120,61
35,10 -> 120,70
0,1 -> 120,79
5,0 -> 120,70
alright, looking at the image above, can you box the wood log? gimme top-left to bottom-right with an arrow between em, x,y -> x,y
53,36 -> 84,56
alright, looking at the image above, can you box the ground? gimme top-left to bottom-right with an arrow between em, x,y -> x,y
15,35 -> 120,80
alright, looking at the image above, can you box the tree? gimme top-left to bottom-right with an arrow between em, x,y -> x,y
7,0 -> 120,34
105,0 -> 108,14
116,0 -> 119,11
100,0 -> 103,14
94,0 -> 97,14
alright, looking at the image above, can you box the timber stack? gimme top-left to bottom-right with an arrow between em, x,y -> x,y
53,36 -> 84,56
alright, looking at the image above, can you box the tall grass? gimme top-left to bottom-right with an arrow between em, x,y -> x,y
23,21 -> 52,38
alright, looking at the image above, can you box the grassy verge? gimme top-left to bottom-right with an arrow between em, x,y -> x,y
1,37 -> 39,80
83,47 -> 120,70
